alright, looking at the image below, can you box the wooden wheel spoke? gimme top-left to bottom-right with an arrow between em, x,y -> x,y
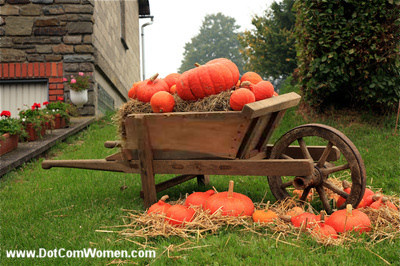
316,185 -> 332,214
317,142 -> 333,168
321,163 -> 350,175
281,154 -> 293,160
297,137 -> 313,160
322,180 -> 349,198
300,186 -> 312,202
280,180 -> 293,189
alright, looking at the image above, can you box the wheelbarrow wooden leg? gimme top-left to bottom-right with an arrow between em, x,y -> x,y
197,175 -> 210,186
134,116 -> 157,208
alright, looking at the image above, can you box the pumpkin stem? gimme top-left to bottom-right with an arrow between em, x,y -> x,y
265,201 -> 270,211
148,73 -> 159,83
372,194 -> 382,202
320,210 -> 326,223
240,81 -> 252,87
342,180 -> 351,189
346,204 -> 353,216
228,180 -> 234,198
279,214 -> 291,223
194,63 -> 201,67
160,195 -> 169,202
381,197 -> 389,203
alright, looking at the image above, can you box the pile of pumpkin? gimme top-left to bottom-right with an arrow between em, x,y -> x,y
127,58 -> 278,113
144,180 -> 398,244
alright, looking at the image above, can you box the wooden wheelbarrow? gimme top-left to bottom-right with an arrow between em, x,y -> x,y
42,92 -> 366,213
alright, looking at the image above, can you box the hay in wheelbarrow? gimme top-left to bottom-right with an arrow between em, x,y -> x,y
114,91 -> 232,140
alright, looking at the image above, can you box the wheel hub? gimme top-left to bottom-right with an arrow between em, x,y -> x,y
293,167 -> 324,189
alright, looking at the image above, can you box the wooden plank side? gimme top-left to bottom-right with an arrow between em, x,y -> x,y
124,112 -> 251,159
257,110 -> 286,150
41,159 -> 138,173
242,92 -> 301,119
152,159 -> 313,176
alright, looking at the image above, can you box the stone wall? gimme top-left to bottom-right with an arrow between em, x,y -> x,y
93,0 -> 140,105
0,0 -> 95,115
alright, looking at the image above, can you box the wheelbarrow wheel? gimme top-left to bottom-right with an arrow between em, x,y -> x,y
267,124 -> 366,214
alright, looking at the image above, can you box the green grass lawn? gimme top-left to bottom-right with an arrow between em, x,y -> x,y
0,99 -> 399,265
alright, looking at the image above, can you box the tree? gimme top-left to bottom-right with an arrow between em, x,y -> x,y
239,0 -> 296,80
179,13 -> 245,73
295,0 -> 400,112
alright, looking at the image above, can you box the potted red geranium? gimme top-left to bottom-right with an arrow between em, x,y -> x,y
0,111 -> 27,156
19,103 -> 47,141
45,97 -> 71,129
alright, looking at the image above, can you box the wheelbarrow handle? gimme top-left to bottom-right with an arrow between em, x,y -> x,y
104,141 -> 122,148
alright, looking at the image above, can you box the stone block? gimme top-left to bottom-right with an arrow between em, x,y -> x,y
45,54 -> 62,61
78,105 -> 95,116
63,62 -> 79,71
0,28 -> 4,36
82,34 -> 92,44
12,36 -> 62,44
43,5 -> 65,15
0,37 -> 12,47
55,0 -> 79,3
0,48 -> 26,62
63,35 -> 81,44
5,17 -> 33,36
66,22 -> 92,34
79,62 -> 93,71
27,54 -> 44,62
74,44 -> 93,54
59,14 -> 92,22
64,4 -> 93,14
34,27 -> 67,36
0,17 -> 4,26
52,43 -> 73,54
36,45 -> 52,54
64,54 -> 94,63
0,5 -> 20,15
34,18 -> 60,27
7,0 -> 29,4
20,4 -> 41,15
32,0 -> 53,3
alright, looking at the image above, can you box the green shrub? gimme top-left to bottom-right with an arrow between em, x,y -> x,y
295,0 -> 400,112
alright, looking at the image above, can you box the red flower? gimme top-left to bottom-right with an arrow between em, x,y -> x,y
31,102 -> 41,110
57,97 -> 64,101
43,101 -> 49,106
1,110 -> 11,117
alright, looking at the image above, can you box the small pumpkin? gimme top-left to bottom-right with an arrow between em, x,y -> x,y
311,211 -> 338,240
229,88 -> 256,111
240,72 -> 263,84
325,204 -> 371,233
163,73 -> 181,90
252,202 -> 278,223
252,81 -> 274,101
290,212 -> 321,229
165,205 -> 195,226
273,91 -> 279,96
150,91 -> 175,113
185,190 -> 215,208
170,84 -> 177,94
128,81 -> 142,99
147,195 -> 171,215
337,180 -> 374,208
370,196 -> 398,211
136,73 -> 169,103
204,180 -> 254,216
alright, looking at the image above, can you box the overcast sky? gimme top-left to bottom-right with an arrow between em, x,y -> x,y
140,0 -> 276,80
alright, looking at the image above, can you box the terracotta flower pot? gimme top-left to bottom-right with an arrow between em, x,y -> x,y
25,123 -> 46,141
54,114 -> 67,129
0,133 -> 19,156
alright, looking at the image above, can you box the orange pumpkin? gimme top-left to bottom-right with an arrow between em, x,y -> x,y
165,205 -> 195,226
185,190 -> 215,208
176,58 -> 239,100
136,73 -> 169,102
204,180 -> 254,216
370,196 -> 398,211
163,73 -> 181,90
273,91 -> 279,96
337,180 -> 374,208
128,81 -> 141,99
291,212 -> 321,229
229,88 -> 255,111
147,195 -> 171,215
150,91 -> 175,113
325,204 -> 371,233
252,81 -> 274,101
252,209 -> 278,223
286,206 -> 304,217
241,72 -> 262,84
311,212 -> 338,239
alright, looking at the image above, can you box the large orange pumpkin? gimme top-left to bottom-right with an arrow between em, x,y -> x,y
150,91 -> 175,113
165,205 -> 195,226
185,190 -> 215,208
147,195 -> 171,215
325,204 -> 371,233
252,81 -> 274,101
229,88 -> 255,111
136,73 -> 169,103
204,180 -> 254,216
176,58 -> 240,100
